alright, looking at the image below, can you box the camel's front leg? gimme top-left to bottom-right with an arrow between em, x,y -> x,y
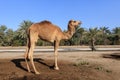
54,40 -> 60,70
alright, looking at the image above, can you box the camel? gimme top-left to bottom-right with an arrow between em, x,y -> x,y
25,20 -> 81,74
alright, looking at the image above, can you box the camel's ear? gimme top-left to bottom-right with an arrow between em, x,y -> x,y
69,20 -> 74,23
68,20 -> 73,26
68,20 -> 72,23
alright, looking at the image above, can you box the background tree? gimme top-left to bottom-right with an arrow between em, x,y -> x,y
98,27 -> 110,45
112,27 -> 120,45
13,20 -> 33,46
77,27 -> 85,45
5,29 -> 14,46
0,25 -> 7,46
86,27 -> 98,51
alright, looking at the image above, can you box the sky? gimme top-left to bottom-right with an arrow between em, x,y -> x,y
0,0 -> 120,31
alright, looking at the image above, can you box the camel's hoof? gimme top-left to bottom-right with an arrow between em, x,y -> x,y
54,67 -> 59,70
35,71 -> 40,74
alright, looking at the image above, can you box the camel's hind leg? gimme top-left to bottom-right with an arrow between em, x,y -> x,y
29,31 -> 40,74
25,53 -> 31,72
29,42 -> 40,74
25,34 -> 31,72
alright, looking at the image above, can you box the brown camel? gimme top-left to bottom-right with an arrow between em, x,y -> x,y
25,20 -> 81,74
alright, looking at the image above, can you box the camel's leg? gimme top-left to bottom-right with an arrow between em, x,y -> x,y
29,32 -> 40,74
25,59 -> 30,72
25,37 -> 31,72
25,51 -> 31,72
29,41 -> 40,74
54,40 -> 60,70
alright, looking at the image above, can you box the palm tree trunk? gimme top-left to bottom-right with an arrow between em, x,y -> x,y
91,38 -> 96,51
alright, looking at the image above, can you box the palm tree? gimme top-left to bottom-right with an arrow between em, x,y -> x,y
99,26 -> 110,45
0,25 -> 7,46
5,29 -> 14,46
75,27 -> 85,45
0,25 -> 15,46
17,20 -> 33,38
87,27 -> 98,51
16,20 -> 33,45
112,27 -> 120,45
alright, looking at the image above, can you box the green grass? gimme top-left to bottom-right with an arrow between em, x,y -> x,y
94,66 -> 112,73
73,61 -> 112,73
73,61 -> 89,67
94,66 -> 103,71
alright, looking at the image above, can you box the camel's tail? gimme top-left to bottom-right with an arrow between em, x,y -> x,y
25,28 -> 31,59
24,28 -> 31,72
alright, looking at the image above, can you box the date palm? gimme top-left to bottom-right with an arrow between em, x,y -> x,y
87,27 -> 98,51
77,27 -> 85,45
5,29 -> 14,46
16,20 -> 33,45
99,26 -> 110,45
0,25 -> 7,46
112,27 -> 120,44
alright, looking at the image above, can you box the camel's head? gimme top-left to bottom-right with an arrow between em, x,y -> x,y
68,20 -> 82,32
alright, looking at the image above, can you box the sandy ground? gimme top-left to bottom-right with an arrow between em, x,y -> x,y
0,47 -> 120,80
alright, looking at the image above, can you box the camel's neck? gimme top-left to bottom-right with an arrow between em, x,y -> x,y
62,26 -> 75,40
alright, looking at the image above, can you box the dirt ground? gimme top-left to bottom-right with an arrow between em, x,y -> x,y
0,50 -> 120,80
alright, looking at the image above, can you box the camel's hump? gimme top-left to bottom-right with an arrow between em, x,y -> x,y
38,20 -> 52,24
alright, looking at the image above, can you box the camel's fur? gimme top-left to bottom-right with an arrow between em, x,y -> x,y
25,20 -> 81,74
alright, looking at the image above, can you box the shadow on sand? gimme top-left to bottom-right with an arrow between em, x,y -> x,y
102,53 -> 120,60
11,58 -> 54,72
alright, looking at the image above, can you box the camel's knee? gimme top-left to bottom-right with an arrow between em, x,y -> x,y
25,52 -> 31,60
28,54 -> 31,59
54,53 -> 58,57
25,53 -> 28,59
24,53 -> 27,58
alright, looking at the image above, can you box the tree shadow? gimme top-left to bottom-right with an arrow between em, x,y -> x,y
102,53 -> 120,60
11,58 -> 54,72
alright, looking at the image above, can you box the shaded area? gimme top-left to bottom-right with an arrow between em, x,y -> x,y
11,58 -> 28,72
102,53 -> 120,60
11,58 -> 54,73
